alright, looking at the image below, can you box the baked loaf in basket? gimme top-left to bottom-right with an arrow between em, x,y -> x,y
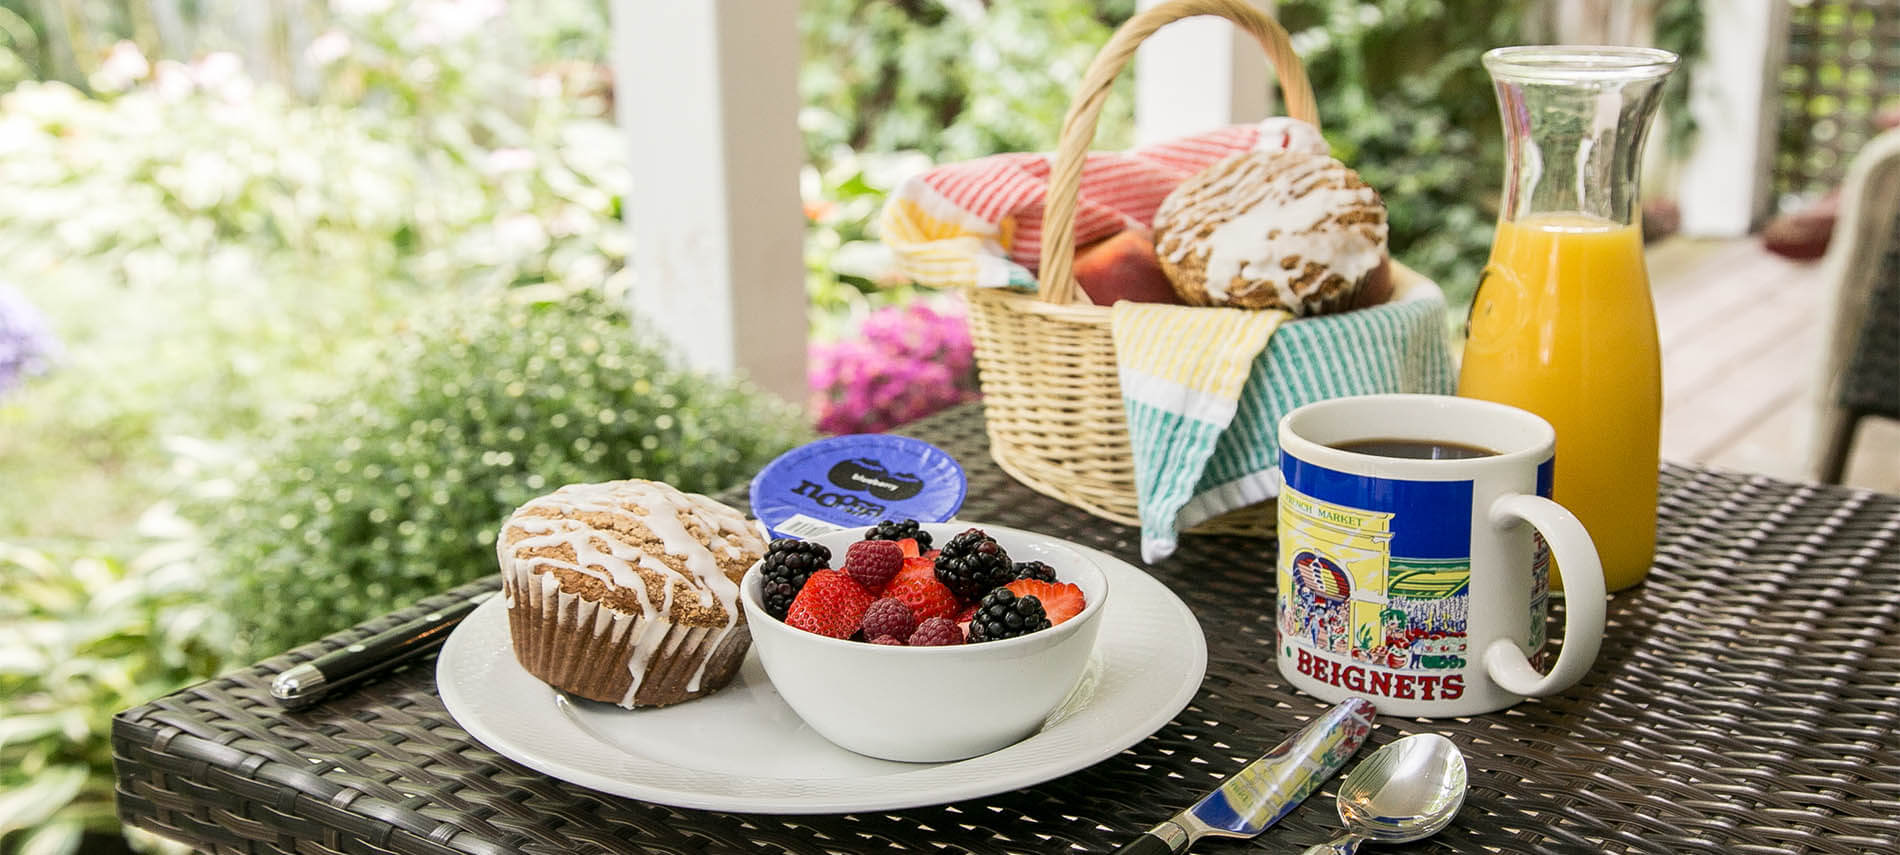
1153,150 -> 1389,315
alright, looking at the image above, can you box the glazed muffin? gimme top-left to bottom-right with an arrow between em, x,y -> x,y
1153,151 -> 1388,315
499,480 -> 766,708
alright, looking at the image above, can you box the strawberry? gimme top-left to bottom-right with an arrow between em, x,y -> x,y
895,537 -> 922,559
1004,579 -> 1087,625
784,570 -> 873,639
840,540 -> 904,594
894,555 -> 936,587
883,574 -> 959,622
955,601 -> 978,623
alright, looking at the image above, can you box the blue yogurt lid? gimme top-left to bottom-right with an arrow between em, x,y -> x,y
749,434 -> 967,540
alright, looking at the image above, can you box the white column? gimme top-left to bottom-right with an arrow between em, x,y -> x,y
1132,0 -> 1273,145
1676,0 -> 1789,236
610,0 -> 808,403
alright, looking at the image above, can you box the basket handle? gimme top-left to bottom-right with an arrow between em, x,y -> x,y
1036,0 -> 1318,307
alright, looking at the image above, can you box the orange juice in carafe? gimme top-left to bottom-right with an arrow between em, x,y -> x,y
1459,215 -> 1659,591
1462,45 -> 1678,591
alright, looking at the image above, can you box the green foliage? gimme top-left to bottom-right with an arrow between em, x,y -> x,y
1278,0 -> 1535,305
795,0 -> 1524,304
803,147 -> 940,340
799,0 -> 1134,169
1653,0 -> 1705,155
795,0 -> 1527,306
798,0 -> 1704,310
0,532 -> 233,853
196,289 -> 809,658
0,3 -> 628,542
797,0 -> 1135,329
0,7 -> 34,90
1278,0 -> 1703,301
0,78 -> 419,531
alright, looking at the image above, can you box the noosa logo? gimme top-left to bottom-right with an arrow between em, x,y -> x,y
827,457 -> 925,501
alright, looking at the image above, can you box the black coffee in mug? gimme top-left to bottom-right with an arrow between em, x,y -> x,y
1331,438 -> 1499,460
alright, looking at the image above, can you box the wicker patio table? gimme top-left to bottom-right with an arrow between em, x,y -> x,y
113,403 -> 1900,854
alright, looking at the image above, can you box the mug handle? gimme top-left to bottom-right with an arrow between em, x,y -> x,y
1481,493 -> 1606,697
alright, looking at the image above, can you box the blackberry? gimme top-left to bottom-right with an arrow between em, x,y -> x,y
759,538 -> 831,619
967,588 -> 1051,642
933,528 -> 1012,602
1012,561 -> 1057,583
864,518 -> 933,551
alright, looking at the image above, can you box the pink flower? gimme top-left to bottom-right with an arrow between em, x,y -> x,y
807,299 -> 978,434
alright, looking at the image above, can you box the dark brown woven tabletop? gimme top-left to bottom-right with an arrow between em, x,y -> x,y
114,403 -> 1900,855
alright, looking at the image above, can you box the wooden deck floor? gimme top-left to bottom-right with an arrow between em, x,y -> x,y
1649,237 -> 1899,493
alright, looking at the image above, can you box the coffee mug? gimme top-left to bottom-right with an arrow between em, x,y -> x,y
1274,393 -> 1606,717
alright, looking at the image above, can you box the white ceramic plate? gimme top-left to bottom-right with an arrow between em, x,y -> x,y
436,533 -> 1207,814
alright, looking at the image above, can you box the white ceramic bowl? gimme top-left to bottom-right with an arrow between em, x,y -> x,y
739,522 -> 1108,763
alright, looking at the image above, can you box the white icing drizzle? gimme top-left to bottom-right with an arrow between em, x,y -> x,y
1160,152 -> 1387,311
497,480 -> 763,705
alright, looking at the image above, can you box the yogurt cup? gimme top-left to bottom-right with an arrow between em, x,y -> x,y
749,434 -> 966,540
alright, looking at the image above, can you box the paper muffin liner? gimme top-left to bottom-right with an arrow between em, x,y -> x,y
503,569 -> 750,708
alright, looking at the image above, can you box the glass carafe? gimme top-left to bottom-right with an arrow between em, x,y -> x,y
1459,46 -> 1677,592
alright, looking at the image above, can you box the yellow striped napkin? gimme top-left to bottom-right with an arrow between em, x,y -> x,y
1115,280 -> 1457,562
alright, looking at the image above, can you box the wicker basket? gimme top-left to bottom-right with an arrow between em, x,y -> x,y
967,0 -> 1325,536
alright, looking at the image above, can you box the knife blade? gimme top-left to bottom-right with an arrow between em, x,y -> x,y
1113,697 -> 1378,854
270,586 -> 498,710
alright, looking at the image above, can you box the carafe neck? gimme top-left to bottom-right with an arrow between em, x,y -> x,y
1485,46 -> 1677,227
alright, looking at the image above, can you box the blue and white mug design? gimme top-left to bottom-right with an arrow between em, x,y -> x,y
1275,394 -> 1606,718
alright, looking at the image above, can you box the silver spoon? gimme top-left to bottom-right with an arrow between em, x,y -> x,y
1299,733 -> 1468,855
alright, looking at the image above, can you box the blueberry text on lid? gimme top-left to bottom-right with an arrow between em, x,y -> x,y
827,457 -> 927,501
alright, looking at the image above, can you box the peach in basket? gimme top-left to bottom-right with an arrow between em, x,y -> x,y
739,523 -> 1107,762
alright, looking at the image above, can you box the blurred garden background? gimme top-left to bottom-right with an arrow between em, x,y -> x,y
0,1 -> 1708,852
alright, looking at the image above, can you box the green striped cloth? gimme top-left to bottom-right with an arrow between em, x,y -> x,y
1116,280 -> 1457,563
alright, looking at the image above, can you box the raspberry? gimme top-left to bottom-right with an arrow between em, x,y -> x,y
864,519 -> 933,551
908,616 -> 964,646
934,528 -> 1013,602
967,588 -> 1051,642
1004,579 -> 1086,625
784,570 -> 872,639
841,540 -> 904,594
870,635 -> 906,646
1012,561 -> 1057,583
883,574 -> 959,622
860,597 -> 919,642
758,539 -> 832,620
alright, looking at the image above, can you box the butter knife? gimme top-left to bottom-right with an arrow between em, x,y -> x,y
270,587 -> 498,710
1113,697 -> 1378,854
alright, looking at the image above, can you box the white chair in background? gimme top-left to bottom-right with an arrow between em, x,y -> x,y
1807,127 -> 1900,484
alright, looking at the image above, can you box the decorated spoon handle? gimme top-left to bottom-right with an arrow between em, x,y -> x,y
1299,832 -> 1364,855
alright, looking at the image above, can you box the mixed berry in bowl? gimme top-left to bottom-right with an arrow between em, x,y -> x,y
738,520 -> 1109,761
757,522 -> 1090,646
